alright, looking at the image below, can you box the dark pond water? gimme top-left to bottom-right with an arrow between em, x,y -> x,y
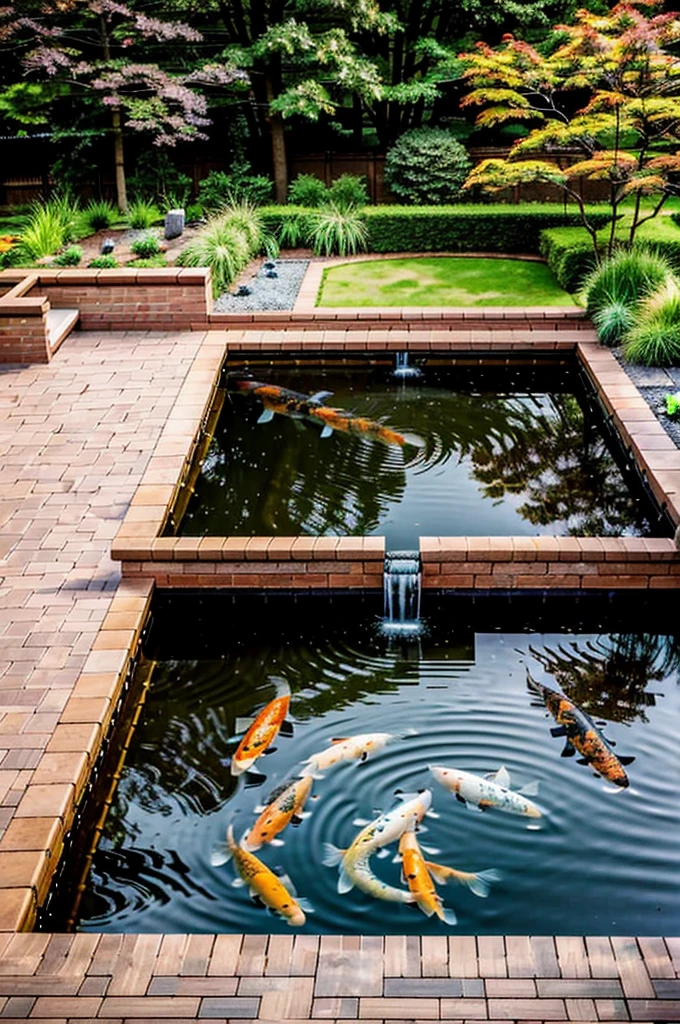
67,593 -> 680,936
173,363 -> 666,547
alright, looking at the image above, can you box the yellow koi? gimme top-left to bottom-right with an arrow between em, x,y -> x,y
244,775 -> 313,852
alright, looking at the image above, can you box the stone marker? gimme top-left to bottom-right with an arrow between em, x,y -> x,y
164,208 -> 185,240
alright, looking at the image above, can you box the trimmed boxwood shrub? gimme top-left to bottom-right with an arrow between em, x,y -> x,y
363,206 -> 609,256
539,227 -> 598,291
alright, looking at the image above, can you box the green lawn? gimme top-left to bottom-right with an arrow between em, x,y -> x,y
317,256 -> 575,307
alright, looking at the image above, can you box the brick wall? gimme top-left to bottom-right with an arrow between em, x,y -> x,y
0,280 -> 50,363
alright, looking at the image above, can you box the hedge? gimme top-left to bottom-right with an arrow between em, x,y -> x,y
540,218 -> 680,293
259,203 -> 610,256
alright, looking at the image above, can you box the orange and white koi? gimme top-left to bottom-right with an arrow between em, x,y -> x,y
300,732 -> 393,778
528,674 -> 634,788
228,376 -> 415,448
397,830 -> 458,926
429,765 -> 542,818
211,824 -> 312,926
322,790 -> 433,903
243,775 -> 313,851
231,680 -> 291,777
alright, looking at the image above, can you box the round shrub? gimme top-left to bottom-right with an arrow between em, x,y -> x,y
385,128 -> 472,205
131,233 -> 161,258
328,174 -> 369,210
54,245 -> 83,267
287,174 -> 329,207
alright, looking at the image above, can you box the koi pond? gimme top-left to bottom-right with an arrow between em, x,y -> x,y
47,592 -> 680,936
170,361 -> 670,546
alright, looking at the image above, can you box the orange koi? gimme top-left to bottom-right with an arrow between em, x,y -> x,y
231,681 -> 291,777
244,774 -> 313,851
398,830 -> 457,925
528,674 -> 634,788
211,824 -> 311,926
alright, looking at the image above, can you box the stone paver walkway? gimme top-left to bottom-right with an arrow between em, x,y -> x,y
0,328 -> 679,1022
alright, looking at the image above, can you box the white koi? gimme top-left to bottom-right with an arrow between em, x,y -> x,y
301,732 -> 393,778
429,765 -> 542,818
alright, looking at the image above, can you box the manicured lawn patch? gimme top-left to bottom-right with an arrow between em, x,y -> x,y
316,256 -> 574,307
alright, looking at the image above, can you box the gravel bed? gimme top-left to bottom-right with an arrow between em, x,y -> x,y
213,259 -> 309,312
614,351 -> 680,447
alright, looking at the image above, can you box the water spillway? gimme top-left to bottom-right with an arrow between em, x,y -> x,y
382,551 -> 422,636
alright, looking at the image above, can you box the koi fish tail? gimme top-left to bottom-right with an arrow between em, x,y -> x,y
525,670 -> 544,696
211,824 -> 237,867
435,904 -> 458,927
322,843 -> 345,868
426,862 -> 501,898
271,677 -> 291,699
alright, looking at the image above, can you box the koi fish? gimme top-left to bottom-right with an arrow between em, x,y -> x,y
211,824 -> 311,926
228,376 -> 415,448
231,680 -> 292,777
397,830 -> 458,925
527,674 -> 634,788
243,774 -> 313,851
300,732 -> 393,778
322,791 -> 433,902
429,765 -> 542,818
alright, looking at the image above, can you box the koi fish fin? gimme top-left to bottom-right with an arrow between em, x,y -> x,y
415,824 -> 428,834
250,891 -> 265,906
576,757 -> 591,766
441,907 -> 458,928
297,897 -> 315,913
426,862 -> 452,886
518,781 -> 540,797
275,871 -> 297,896
270,838 -> 285,847
300,767 -> 325,780
550,725 -> 568,737
320,425 -> 333,439
245,770 -> 267,787
395,791 -> 420,802
309,390 -> 333,403
419,844 -> 441,856
292,812 -> 311,825
210,843 -> 232,867
467,869 -> 502,898
352,817 -> 371,827
455,793 -> 467,805
618,755 -> 636,765
529,701 -> 546,708
257,408 -> 275,424
331,737 -> 349,744
490,766 -> 511,788
561,740 -> 576,758
376,848 -> 391,860
338,869 -> 354,895
425,810 -> 440,819
322,843 -> 345,868
279,720 -> 294,737
261,747 -> 277,755
231,876 -> 246,888
401,431 -> 426,449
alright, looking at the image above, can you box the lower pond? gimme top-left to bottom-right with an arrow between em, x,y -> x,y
172,362 -> 668,547
52,593 -> 680,937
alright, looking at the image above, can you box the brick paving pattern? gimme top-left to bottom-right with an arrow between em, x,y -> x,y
0,321 -> 679,1021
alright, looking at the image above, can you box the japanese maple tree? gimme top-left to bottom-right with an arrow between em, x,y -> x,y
459,0 -> 680,256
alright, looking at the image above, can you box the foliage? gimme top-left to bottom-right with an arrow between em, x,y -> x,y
459,2 -> 680,255
0,235 -> 20,268
583,249 -> 671,319
362,205 -> 609,254
539,228 -> 597,292
53,245 -> 83,267
186,204 -> 204,224
197,167 -> 274,212
131,234 -> 161,258
128,200 -> 161,230
18,197 -> 80,259
127,256 -> 169,268
287,174 -> 329,208
81,200 -> 118,233
624,280 -> 680,366
306,204 -> 368,256
177,218 -> 250,298
329,175 -> 369,210
216,201 -> 278,258
89,255 -> 119,268
385,128 -> 472,205
127,153 -> 193,206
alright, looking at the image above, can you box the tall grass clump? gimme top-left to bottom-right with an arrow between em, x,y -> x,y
219,199 -> 278,257
624,279 -> 680,366
307,204 -> 368,256
177,216 -> 251,297
19,193 -> 80,259
128,199 -> 161,229
582,248 -> 672,346
80,199 -> 118,233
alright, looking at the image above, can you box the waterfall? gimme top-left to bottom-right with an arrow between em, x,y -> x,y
392,352 -> 422,380
382,551 -> 422,636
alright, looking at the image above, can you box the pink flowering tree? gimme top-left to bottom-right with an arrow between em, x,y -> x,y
0,1 -> 246,210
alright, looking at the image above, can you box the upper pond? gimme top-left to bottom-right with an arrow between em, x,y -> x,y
172,362 -> 667,547
57,592 -> 680,937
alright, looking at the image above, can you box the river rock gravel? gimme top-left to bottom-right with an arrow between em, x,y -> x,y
213,259 -> 309,312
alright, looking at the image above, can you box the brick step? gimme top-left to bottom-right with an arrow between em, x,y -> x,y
45,306 -> 79,351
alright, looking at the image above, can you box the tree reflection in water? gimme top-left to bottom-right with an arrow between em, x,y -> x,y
528,634 -> 680,724
177,369 -> 654,540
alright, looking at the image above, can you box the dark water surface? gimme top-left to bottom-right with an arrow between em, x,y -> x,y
69,593 -> 680,936
174,364 -> 666,546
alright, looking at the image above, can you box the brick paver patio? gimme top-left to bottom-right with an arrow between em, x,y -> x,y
0,328 -> 679,1022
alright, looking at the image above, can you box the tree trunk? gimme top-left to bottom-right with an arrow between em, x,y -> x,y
112,108 -> 128,213
265,72 -> 288,203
